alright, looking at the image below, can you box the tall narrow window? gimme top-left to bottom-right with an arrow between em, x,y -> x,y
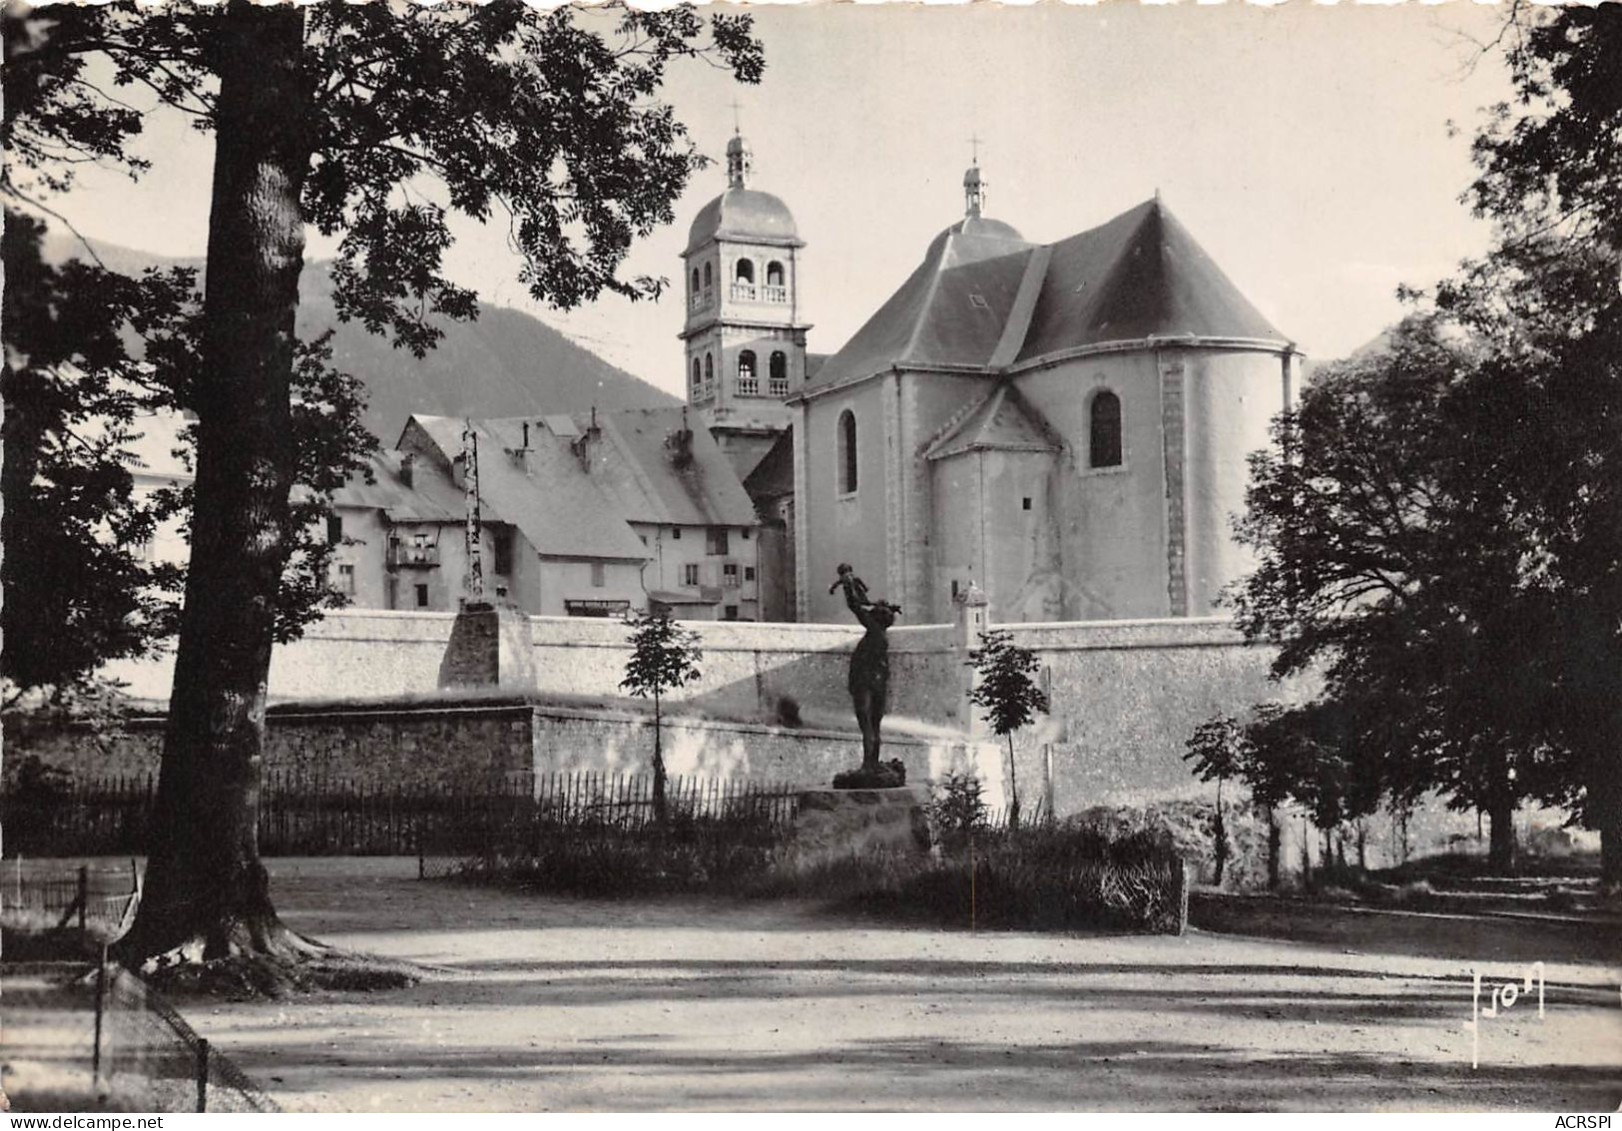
691,267 -> 699,294
702,262 -> 712,290
837,409 -> 858,494
1089,390 -> 1122,469
590,561 -> 606,588
769,351 -> 788,396
691,358 -> 702,391
735,258 -> 755,283
704,352 -> 714,390
766,261 -> 785,287
493,526 -> 514,576
737,350 -> 757,395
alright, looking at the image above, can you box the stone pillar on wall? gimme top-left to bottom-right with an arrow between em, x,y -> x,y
437,601 -> 538,690
1158,350 -> 1189,617
954,581 -> 990,739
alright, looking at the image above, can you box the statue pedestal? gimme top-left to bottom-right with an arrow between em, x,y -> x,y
790,785 -> 932,866
437,601 -> 536,690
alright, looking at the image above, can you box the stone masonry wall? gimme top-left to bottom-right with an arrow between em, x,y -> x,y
14,700 -> 975,798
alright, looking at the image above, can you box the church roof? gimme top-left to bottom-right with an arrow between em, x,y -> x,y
923,384 -> 1061,461
685,187 -> 803,255
801,198 -> 1289,398
1016,198 -> 1286,362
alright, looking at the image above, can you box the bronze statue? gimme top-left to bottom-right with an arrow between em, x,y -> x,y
830,564 -> 904,787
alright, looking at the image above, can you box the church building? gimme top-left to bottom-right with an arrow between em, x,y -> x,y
672,133 -> 1299,627
788,164 -> 1301,625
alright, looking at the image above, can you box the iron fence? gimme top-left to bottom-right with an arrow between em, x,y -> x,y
2,959 -> 279,1113
2,769 -> 802,859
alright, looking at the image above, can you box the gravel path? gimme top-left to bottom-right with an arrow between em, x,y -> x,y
179,858 -> 1620,1112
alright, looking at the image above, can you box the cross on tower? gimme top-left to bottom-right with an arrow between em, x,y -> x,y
729,97 -> 744,134
969,132 -> 982,166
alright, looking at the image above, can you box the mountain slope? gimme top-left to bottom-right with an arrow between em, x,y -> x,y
40,232 -> 677,441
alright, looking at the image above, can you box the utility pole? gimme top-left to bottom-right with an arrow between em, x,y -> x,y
462,419 -> 484,604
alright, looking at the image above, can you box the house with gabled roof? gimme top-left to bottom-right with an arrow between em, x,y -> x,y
329,408 -> 766,620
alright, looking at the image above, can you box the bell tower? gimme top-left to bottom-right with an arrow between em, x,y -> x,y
679,125 -> 811,479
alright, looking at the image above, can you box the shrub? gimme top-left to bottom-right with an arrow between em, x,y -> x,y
929,771 -> 988,851
1064,799 -> 1275,891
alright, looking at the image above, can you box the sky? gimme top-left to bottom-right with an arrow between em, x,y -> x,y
51,2 -> 1520,398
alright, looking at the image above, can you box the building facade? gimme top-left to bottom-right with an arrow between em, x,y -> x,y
328,409 -> 763,620
789,167 -> 1300,625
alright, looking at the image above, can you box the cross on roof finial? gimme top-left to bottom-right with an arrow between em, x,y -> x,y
730,97 -> 744,135
969,132 -> 982,166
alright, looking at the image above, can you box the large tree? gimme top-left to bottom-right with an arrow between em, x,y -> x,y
1231,6 -> 1622,884
4,0 -> 762,972
1229,315 -> 1545,871
1441,6 -> 1622,888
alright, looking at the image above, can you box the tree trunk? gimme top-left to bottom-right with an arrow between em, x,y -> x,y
119,3 -> 315,966
652,686 -> 667,825
1005,734 -> 1020,832
1265,807 -> 1281,890
1487,797 -> 1518,875
1212,778 -> 1227,887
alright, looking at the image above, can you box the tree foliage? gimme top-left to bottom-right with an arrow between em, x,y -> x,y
3,0 -> 763,966
968,629 -> 1049,829
1,211 -> 189,696
621,608 -> 703,822
1229,6 -> 1622,882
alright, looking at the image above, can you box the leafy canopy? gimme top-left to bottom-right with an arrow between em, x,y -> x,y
967,629 -> 1049,739
621,609 -> 703,703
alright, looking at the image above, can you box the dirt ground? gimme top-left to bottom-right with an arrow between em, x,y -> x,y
155,857 -> 1622,1112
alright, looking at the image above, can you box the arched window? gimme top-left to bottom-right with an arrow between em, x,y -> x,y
737,350 -> 758,395
702,262 -> 713,290
690,268 -> 699,294
691,357 -> 702,390
1089,389 -> 1122,469
704,352 -> 714,389
766,261 -> 785,287
837,409 -> 858,494
735,258 -> 755,283
768,351 -> 788,395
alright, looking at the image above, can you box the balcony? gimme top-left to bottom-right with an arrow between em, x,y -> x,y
730,282 -> 757,303
736,377 -> 759,397
689,289 -> 713,314
762,284 -> 788,304
387,541 -> 440,569
768,379 -> 790,398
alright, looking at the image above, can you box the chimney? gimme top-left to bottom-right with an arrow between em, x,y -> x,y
573,408 -> 603,472
669,422 -> 694,470
399,452 -> 415,489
